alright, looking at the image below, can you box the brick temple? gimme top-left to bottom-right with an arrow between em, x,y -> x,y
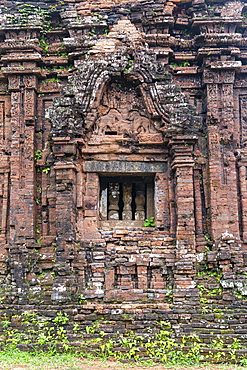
1,0 -> 247,354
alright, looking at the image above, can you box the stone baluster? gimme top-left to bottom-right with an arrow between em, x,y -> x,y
122,182 -> 132,220
135,183 -> 145,220
108,182 -> 120,219
99,182 -> 108,220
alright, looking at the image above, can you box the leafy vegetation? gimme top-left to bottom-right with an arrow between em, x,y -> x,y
143,217 -> 155,227
8,3 -> 62,35
0,312 -> 247,366
170,61 -> 191,67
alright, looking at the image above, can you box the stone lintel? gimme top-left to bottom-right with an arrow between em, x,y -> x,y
83,161 -> 167,173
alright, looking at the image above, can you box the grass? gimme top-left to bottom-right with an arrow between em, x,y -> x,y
0,349 -> 81,369
0,350 -> 247,370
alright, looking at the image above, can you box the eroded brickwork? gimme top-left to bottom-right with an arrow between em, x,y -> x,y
0,0 -> 247,355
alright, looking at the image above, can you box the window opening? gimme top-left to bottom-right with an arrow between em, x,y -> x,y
99,175 -> 154,222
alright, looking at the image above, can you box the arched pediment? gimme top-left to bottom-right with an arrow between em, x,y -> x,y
49,56 -> 200,142
49,19 -> 200,142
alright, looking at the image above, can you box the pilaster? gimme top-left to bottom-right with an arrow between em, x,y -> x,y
7,65 -> 38,242
203,66 -> 240,240
169,136 -> 197,291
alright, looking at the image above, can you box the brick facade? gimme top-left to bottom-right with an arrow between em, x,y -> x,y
0,0 -> 247,354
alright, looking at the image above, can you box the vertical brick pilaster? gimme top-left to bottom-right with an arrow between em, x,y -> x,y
237,156 -> 247,242
54,162 -> 77,240
169,137 -> 197,290
204,67 -> 240,241
208,127 -> 240,240
8,71 -> 37,242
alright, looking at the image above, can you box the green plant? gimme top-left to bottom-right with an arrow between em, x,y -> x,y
53,312 -> 69,325
228,338 -> 241,349
1,311 -> 73,354
36,186 -> 42,193
171,61 -> 191,68
8,3 -> 61,36
46,78 -> 61,83
34,150 -> 42,160
196,270 -> 222,282
240,357 -> 247,366
72,323 -> 80,333
125,60 -> 134,72
166,289 -> 173,303
204,233 -> 211,242
42,167 -> 50,174
98,340 -> 115,358
78,294 -> 87,304
40,39 -> 50,53
0,313 -> 246,365
86,325 -> 96,334
143,217 -> 155,227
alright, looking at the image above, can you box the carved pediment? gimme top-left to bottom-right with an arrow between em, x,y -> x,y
49,60 -> 200,141
48,20 -> 200,142
88,79 -> 163,145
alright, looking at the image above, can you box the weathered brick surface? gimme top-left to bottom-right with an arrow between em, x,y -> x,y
0,0 -> 247,355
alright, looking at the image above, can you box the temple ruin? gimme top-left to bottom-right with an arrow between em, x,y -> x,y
0,0 -> 247,359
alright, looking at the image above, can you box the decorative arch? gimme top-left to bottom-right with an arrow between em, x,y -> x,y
49,53 -> 201,141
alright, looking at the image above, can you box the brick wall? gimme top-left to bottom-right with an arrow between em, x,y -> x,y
0,0 -> 247,356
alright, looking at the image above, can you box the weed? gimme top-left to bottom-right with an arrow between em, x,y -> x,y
0,315 -> 245,366
53,312 -> 69,325
8,3 -> 61,37
42,167 -> 50,174
40,39 -> 50,53
36,186 -> 42,193
46,78 -> 61,83
34,150 -> 42,160
78,294 -> 87,304
171,61 -> 191,67
124,59 -> 135,72
143,217 -> 155,227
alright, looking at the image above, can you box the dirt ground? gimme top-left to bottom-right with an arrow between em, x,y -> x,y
73,359 -> 243,370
